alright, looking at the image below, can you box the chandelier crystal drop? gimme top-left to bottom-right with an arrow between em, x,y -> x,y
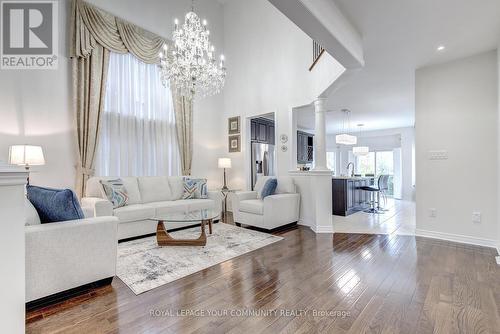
159,5 -> 226,99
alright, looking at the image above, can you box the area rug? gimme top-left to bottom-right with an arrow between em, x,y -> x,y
116,223 -> 283,294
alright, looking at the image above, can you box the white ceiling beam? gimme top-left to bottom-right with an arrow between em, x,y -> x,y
268,0 -> 364,69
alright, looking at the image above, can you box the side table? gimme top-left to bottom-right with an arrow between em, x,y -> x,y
220,189 -> 240,223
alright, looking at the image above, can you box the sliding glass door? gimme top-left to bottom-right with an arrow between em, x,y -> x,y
355,150 -> 395,196
375,151 -> 394,196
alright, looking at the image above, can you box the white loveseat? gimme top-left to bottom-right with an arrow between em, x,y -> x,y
230,176 -> 300,230
81,176 -> 222,240
25,201 -> 118,304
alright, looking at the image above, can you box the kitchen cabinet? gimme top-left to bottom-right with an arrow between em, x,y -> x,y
332,177 -> 375,216
297,131 -> 314,164
250,118 -> 275,144
251,121 -> 257,141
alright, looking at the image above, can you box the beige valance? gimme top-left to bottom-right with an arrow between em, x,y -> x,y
70,0 -> 170,64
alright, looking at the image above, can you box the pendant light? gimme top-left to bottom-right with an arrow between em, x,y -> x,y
336,109 -> 357,145
353,124 -> 369,156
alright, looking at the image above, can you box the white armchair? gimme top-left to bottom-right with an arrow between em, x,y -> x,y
230,177 -> 300,230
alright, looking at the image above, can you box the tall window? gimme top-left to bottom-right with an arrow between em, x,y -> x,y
356,152 -> 375,175
327,152 -> 336,173
355,150 -> 395,196
375,151 -> 394,195
95,52 -> 181,177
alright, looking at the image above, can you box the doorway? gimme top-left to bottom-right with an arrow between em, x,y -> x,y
248,113 -> 276,190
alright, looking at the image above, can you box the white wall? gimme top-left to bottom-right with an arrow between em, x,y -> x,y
416,50 -> 498,247
498,46 -> 500,250
326,126 -> 415,201
0,166 -> 28,333
0,0 -> 225,190
0,0 -> 74,189
222,0 -> 345,190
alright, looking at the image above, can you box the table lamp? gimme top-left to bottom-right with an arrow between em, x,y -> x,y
218,158 -> 231,191
8,145 -> 45,184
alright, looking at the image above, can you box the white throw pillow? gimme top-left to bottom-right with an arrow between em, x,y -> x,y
276,176 -> 295,194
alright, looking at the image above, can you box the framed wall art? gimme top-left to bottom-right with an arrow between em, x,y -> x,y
228,135 -> 241,153
228,116 -> 240,135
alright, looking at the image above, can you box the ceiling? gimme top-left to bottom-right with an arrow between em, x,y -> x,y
298,0 -> 500,133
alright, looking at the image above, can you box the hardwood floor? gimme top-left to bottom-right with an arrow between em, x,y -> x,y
26,223 -> 500,334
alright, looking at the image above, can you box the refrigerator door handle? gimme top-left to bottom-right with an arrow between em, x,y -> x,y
263,151 -> 268,176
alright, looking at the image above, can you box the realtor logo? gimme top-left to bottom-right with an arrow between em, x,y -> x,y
1,0 -> 58,69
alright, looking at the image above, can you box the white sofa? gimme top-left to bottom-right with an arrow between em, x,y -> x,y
230,176 -> 300,230
25,201 -> 118,304
81,176 -> 222,240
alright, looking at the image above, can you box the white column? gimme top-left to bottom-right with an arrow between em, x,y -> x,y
313,98 -> 328,170
0,163 -> 28,333
289,170 -> 333,234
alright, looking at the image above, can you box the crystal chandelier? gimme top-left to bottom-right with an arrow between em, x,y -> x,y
336,109 -> 357,145
159,1 -> 226,99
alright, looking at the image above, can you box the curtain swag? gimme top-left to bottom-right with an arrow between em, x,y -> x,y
70,0 -> 193,196
70,0 -> 171,63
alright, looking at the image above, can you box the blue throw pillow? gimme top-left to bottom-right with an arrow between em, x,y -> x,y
260,178 -> 277,199
26,185 -> 84,224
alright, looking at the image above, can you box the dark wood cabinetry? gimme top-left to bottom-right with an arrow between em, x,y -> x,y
251,121 -> 257,141
297,131 -> 314,164
332,177 -> 375,216
250,118 -> 275,144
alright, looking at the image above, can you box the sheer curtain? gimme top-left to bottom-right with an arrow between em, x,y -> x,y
95,52 -> 181,177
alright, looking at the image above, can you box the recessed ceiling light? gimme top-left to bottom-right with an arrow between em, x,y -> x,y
437,45 -> 446,52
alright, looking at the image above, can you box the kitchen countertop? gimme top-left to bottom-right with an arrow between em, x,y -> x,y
332,176 -> 375,180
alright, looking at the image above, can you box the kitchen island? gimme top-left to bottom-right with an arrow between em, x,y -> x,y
332,176 -> 375,216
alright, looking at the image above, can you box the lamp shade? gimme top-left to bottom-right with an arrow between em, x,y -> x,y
336,133 -> 357,145
8,145 -> 45,166
218,158 -> 232,169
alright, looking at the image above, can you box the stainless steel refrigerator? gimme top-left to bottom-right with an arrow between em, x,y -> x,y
251,142 -> 276,190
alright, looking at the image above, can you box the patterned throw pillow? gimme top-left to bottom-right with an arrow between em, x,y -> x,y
182,177 -> 208,199
100,179 -> 129,208
194,179 -> 208,199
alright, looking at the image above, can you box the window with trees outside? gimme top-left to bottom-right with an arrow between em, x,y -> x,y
355,150 -> 394,196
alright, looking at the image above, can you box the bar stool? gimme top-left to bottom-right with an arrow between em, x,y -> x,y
360,175 -> 386,214
377,175 -> 390,211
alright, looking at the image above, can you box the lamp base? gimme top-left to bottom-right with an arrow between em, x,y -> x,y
221,185 -> 229,192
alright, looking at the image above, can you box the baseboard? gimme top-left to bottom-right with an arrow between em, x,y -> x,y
415,229 -> 498,249
310,225 -> 334,234
298,219 -> 334,234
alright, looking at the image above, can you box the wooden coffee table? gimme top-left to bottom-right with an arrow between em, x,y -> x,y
151,209 -> 219,246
